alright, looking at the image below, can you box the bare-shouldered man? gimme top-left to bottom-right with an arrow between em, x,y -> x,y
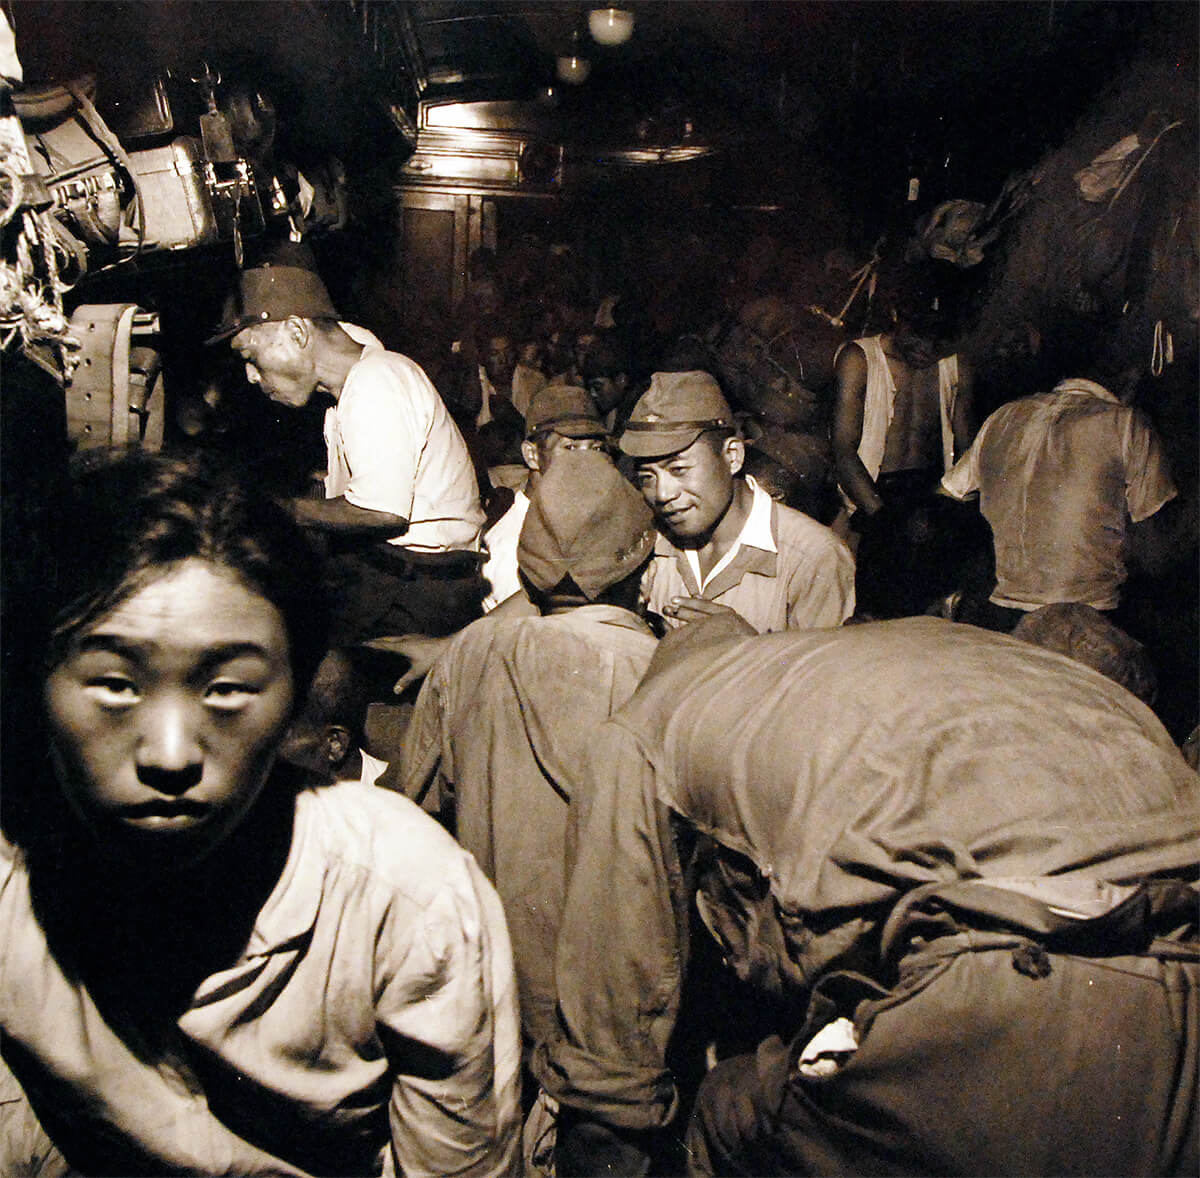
833,278 -> 975,618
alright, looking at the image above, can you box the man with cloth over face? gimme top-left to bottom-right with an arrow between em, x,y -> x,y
400,450 -> 658,1060
619,371 -> 854,633
479,384 -> 609,613
209,250 -> 486,643
532,615 -> 1199,1177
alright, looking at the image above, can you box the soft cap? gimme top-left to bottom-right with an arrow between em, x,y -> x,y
619,370 -> 733,458
206,255 -> 339,345
524,384 -> 607,439
518,450 -> 655,599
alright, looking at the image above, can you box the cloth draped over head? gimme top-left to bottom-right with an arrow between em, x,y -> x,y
517,450 -> 655,599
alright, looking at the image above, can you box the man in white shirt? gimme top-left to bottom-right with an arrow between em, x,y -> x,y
209,254 -> 487,641
377,375 -> 853,696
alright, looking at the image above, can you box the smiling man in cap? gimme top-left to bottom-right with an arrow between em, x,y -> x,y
208,247 -> 486,642
620,370 -> 854,633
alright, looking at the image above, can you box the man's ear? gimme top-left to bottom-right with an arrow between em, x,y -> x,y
521,439 -> 541,472
723,435 -> 745,477
285,315 -> 312,349
323,724 -> 352,769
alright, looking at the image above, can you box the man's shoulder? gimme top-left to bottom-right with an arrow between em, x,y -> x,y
540,606 -> 658,652
990,388 -> 1129,434
343,348 -> 439,405
834,336 -> 873,375
977,394 -> 1046,436
771,502 -> 852,559
468,609 -> 655,667
297,780 -> 473,897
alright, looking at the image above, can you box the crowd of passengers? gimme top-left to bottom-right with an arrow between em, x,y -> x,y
1,235 -> 1196,1177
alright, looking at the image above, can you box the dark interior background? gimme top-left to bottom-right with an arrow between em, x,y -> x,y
3,0 -> 1197,745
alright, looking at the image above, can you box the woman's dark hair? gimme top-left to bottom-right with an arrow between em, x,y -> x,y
44,448 -> 329,699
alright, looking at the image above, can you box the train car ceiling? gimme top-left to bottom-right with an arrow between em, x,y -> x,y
6,2 -> 1177,194
3,0 -> 1194,393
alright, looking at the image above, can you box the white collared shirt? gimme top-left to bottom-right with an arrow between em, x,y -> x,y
641,476 -> 855,633
684,475 -> 777,592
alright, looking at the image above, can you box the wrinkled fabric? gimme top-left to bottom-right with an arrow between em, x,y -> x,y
0,1050 -> 70,1177
941,379 -> 1177,609
687,940 -> 1198,1177
517,451 -> 656,602
481,491 -> 529,613
533,618 -> 1199,1132
401,607 -> 657,1047
918,199 -> 993,267
1075,132 -> 1142,201
1,782 -> 520,1177
794,1016 -> 858,1079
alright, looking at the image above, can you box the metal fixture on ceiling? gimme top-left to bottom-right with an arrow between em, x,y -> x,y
335,0 -> 425,142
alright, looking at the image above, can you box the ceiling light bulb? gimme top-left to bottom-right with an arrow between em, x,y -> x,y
589,8 -> 634,46
556,54 -> 591,84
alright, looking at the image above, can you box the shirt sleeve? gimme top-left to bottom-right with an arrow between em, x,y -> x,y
1121,409 -> 1177,523
338,356 -> 432,519
378,861 -> 521,1177
397,664 -> 451,812
0,1049 -> 72,1178
786,535 -> 856,629
532,720 -> 685,1132
940,426 -> 984,500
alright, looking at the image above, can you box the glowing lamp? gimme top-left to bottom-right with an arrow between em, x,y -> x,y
589,8 -> 635,46
556,54 -> 591,84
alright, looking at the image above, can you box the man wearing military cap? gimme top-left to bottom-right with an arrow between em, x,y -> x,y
620,370 -> 855,633
400,449 -> 659,1060
373,384 -> 617,695
208,247 -> 486,642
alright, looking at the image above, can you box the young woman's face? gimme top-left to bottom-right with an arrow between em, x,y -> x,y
44,559 -> 295,870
